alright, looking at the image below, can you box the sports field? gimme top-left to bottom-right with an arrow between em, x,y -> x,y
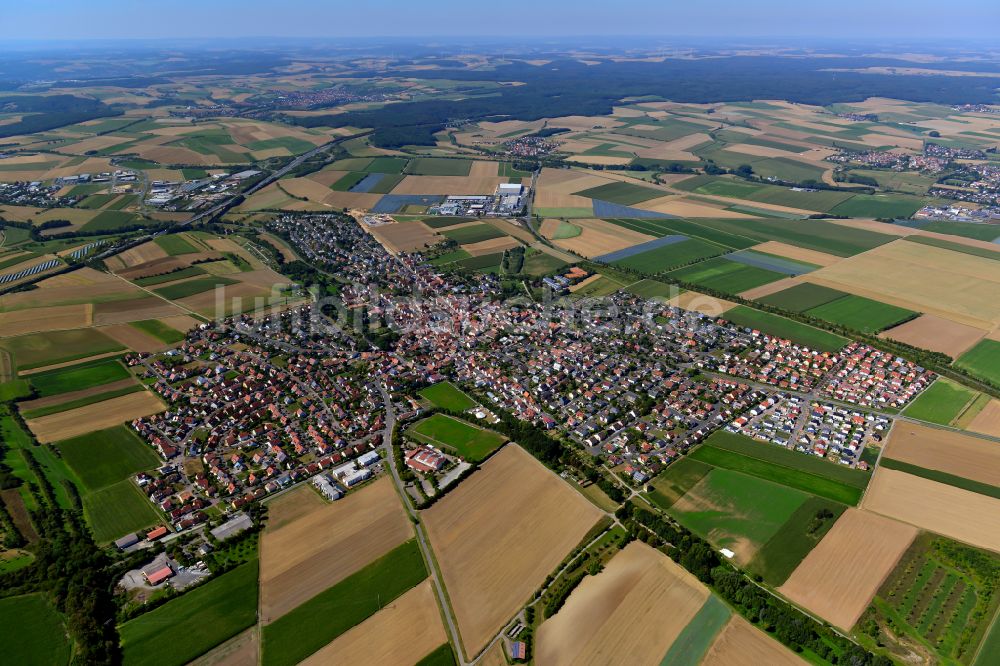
83,479 -> 163,543
418,381 -> 477,411
407,414 -> 506,462
0,594 -> 71,666
261,540 -> 428,666
55,425 -> 160,491
722,306 -> 849,352
121,560 -> 259,666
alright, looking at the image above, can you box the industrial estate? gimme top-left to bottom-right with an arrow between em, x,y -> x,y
2,23 -> 1000,666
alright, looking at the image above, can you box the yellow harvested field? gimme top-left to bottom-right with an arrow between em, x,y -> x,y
107,242 -> 169,271
279,177 -> 336,202
539,218 -> 562,238
423,444 -> 603,658
638,195 -> 756,218
779,508 -> 916,629
179,283 -> 273,317
389,175 -> 506,196
631,132 -> 712,161
808,239 -> 1000,329
751,241 -> 842,267
880,314 -> 987,358
260,477 -> 411,623
863,468 -> 1000,553
462,236 -> 521,256
367,220 -> 441,254
188,628 -> 258,666
26,390 -> 165,443
535,542 -> 709,666
884,421 -> 1000,487
670,290 -> 736,316
321,190 -> 382,209
568,274 -> 604,293
702,616 -> 806,666
968,399 -> 1000,438
300,580 -> 444,666
0,304 -> 90,337
468,160 -> 499,177
93,297 -> 187,325
554,218 -> 653,258
726,143 -> 809,159
567,155 -> 633,166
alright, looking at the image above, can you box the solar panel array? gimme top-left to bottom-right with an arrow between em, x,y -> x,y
0,259 -> 60,284
69,240 -> 106,259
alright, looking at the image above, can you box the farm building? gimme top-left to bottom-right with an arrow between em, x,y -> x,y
114,533 -> 139,550
143,563 -> 174,586
146,525 -> 169,541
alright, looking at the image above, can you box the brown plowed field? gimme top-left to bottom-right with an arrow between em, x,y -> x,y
535,542 -> 708,666
98,324 -> 170,353
879,314 -> 988,357
702,616 -> 806,666
422,444 -> 603,659
367,221 -> 441,254
968,399 -> 1000,438
779,508 -> 916,629
259,476 -> 411,623
862,468 -> 1000,553
300,580 -> 444,666
883,421 -> 1000,487
0,304 -> 90,337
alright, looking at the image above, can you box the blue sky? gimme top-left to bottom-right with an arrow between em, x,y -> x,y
4,0 -> 998,40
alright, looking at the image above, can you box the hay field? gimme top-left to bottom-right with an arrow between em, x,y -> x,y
367,221 -> 441,254
807,239 -> 1000,329
880,314 -> 987,358
968,399 -> 1000,438
779,508 -> 916,629
554,218 -> 654,257
299,580 -> 445,666
862,468 -> 1000,553
0,304 -> 90,337
751,241 -> 842,267
883,422 -> 1000,487
259,477 -> 411,623
25,390 -> 164,443
423,444 -> 603,658
702,616 -> 805,666
535,542 -> 709,666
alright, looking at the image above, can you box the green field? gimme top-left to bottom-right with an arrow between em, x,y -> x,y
723,306 -> 849,352
28,357 -> 130,397
574,181 -> 665,205
133,266 -> 206,286
623,278 -> 678,300
548,220 -> 582,240
78,193 -> 118,209
868,534 -> 1000,665
404,158 -> 471,176
658,595 -> 732,666
153,276 -> 237,300
80,211 -> 139,233
676,176 -> 856,212
756,282 -> 848,312
365,156 -> 409,173
330,171 -> 367,191
121,560 -> 259,666
829,193 -> 926,219
879,458 -> 1000,501
904,235 -> 1000,260
669,467 -> 809,560
456,253 -> 503,272
56,425 -> 160,492
903,378 -> 978,426
498,162 -> 533,178
419,382 -> 477,411
154,234 -> 199,255
668,257 -> 787,294
84,479 -> 163,542
690,432 -> 868,505
440,224 -> 506,245
0,328 -> 125,371
130,319 -> 186,344
607,218 -> 758,250
956,339 -> 1000,387
408,414 -> 506,462
647,457 -> 714,511
420,216 -> 480,229
747,496 -> 846,585
520,249 -> 569,276
416,643 -> 459,666
569,274 -> 625,298
262,540 -> 427,666
429,249 -> 472,266
804,295 -> 918,334
612,238 -> 724,274
0,594 -> 71,666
